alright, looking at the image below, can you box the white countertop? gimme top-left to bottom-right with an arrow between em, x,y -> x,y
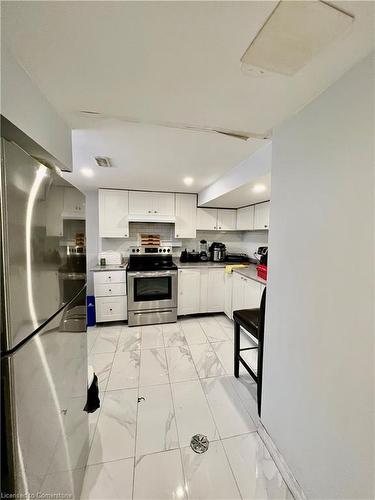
91,264 -> 127,272
233,264 -> 267,285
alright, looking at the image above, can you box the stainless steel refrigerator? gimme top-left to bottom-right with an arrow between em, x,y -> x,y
1,138 -> 89,497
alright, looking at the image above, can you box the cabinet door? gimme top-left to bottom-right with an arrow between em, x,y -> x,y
232,273 -> 244,314
128,191 -> 154,215
95,296 -> 127,322
199,269 -> 209,313
152,192 -> 175,216
217,209 -> 237,230
175,193 -> 197,238
236,206 -> 254,230
254,201 -> 270,230
46,186 -> 64,237
224,272 -> 233,319
207,269 -> 225,312
63,187 -> 85,218
98,189 -> 129,238
196,208 -> 218,230
178,269 -> 201,315
243,278 -> 262,309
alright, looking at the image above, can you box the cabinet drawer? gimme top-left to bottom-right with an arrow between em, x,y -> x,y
95,296 -> 127,322
95,283 -> 126,297
94,271 -> 126,285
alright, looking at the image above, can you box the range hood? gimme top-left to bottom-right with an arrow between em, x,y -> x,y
128,214 -> 176,223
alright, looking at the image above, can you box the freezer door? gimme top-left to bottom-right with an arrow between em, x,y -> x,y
2,287 -> 89,498
1,138 -> 86,350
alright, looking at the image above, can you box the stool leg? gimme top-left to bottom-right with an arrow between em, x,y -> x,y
234,321 -> 240,378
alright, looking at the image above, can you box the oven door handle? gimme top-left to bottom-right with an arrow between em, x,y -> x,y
133,309 -> 173,316
127,271 -> 177,278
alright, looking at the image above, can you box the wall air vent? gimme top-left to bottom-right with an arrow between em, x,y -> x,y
95,156 -> 112,168
241,1 -> 354,76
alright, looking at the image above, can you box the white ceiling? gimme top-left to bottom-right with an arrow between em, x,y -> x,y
68,121 -> 265,193
203,174 -> 271,208
2,1 -> 374,198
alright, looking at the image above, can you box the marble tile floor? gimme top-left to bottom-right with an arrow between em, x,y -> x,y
81,314 -> 293,500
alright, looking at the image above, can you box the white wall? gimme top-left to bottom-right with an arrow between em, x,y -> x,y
85,192 -> 99,295
1,48 -> 72,169
262,54 -> 374,499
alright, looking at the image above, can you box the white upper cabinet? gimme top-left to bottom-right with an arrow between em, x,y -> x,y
63,187 -> 85,219
196,208 -> 217,230
196,208 -> 236,231
128,191 -> 174,217
254,201 -> 270,230
99,189 -> 129,238
152,192 -> 175,216
217,209 -> 237,230
175,193 -> 197,238
128,191 -> 154,215
236,206 -> 255,230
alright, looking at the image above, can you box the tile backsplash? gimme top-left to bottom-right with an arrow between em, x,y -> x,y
100,222 -> 268,261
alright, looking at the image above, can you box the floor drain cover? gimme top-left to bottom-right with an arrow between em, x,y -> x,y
190,434 -> 209,454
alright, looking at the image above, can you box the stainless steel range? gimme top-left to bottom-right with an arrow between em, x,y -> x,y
127,246 -> 178,326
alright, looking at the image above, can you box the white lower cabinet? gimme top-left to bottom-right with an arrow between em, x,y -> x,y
178,267 -> 224,315
94,270 -> 127,322
206,268 -> 225,312
224,272 -> 233,319
231,272 -> 264,316
95,296 -> 127,322
178,268 -> 201,315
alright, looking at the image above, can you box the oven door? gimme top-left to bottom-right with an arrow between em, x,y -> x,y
127,270 -> 177,311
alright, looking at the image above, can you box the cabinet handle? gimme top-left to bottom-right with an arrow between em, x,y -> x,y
110,308 -> 113,312
148,210 -> 151,213
214,226 -> 216,229
154,210 -> 157,213
219,226 -> 221,229
109,289 -> 112,292
125,234 -> 128,237
264,225 -> 268,228
176,234 -> 179,237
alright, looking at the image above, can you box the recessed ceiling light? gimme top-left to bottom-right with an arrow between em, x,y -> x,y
80,167 -> 94,178
252,183 -> 266,193
183,177 -> 194,186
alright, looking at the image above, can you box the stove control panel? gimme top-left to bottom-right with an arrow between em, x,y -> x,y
130,246 -> 172,254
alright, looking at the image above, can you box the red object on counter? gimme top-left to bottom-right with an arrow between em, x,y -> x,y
256,265 -> 268,281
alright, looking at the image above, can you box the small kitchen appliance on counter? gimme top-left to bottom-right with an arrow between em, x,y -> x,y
199,240 -> 209,261
225,252 -> 250,263
179,249 -> 200,262
255,246 -> 268,280
209,242 -> 226,262
127,246 -> 178,326
255,246 -> 268,265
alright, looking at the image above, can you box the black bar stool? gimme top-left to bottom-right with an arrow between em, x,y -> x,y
233,287 -> 266,416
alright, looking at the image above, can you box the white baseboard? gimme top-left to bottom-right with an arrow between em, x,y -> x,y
258,421 -> 307,500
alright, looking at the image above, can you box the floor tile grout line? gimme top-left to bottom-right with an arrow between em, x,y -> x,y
165,344 -> 189,499
131,326 -> 143,500
196,368 -> 244,500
